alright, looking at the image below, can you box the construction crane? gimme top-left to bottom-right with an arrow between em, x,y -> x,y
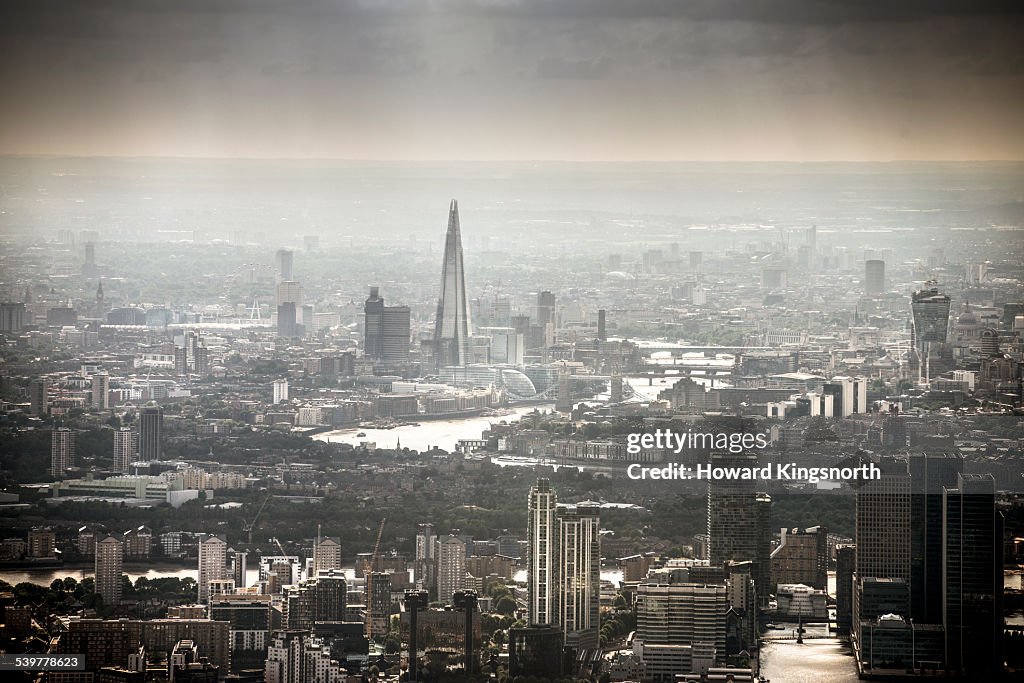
273,537 -> 287,556
364,518 -> 387,577
243,494 -> 272,545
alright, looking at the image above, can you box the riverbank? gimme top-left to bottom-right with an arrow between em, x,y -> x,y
2,560 -> 198,587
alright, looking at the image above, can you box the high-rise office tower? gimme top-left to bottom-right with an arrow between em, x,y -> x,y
139,404 -> 163,461
95,281 -> 104,317
95,534 -> 124,607
113,427 -> 137,473
754,493 -> 773,606
381,306 -> 411,364
942,473 -> 1003,676
707,452 -> 771,600
556,503 -> 601,649
864,259 -> 885,296
909,452 -> 963,624
855,458 -> 911,582
83,241 -> 97,277
29,377 -> 50,416
597,309 -> 607,341
537,291 -> 556,329
277,280 -> 303,315
835,544 -> 856,635
91,372 -> 109,410
365,287 -> 412,364
277,302 -> 299,338
312,537 -> 341,575
364,286 -> 411,366
437,535 -> 466,604
851,457 -> 911,665
198,534 -> 228,603
275,248 -> 294,282
434,200 -> 471,368
911,286 -> 952,352
364,286 -> 384,359
51,427 -> 75,477
527,479 -> 558,626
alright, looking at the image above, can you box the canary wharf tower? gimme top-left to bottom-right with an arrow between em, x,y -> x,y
434,200 -> 471,368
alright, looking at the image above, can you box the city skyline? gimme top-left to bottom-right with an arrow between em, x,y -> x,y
0,3 -> 1021,675
2,2 -> 1023,161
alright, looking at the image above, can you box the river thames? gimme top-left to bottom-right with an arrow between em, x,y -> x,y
312,402 -> 555,452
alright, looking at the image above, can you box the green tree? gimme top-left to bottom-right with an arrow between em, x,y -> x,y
495,595 -> 518,616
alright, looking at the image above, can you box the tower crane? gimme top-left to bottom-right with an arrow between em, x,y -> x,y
243,494 -> 272,545
364,518 -> 387,577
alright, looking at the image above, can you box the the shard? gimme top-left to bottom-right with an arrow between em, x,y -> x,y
434,199 -> 471,368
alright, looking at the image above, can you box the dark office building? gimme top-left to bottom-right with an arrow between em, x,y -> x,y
364,286 -> 384,359
209,594 -> 272,672
275,248 -> 294,282
509,625 -> 565,678
708,452 -> 772,603
46,307 -> 78,327
107,307 -> 146,325
364,287 -> 411,364
864,259 -> 885,296
277,302 -> 301,338
314,569 -> 348,623
911,286 -> 951,352
1002,302 -> 1024,328
83,241 -> 97,276
942,473 -> 1002,677
597,309 -> 607,341
0,302 -> 26,333
537,291 -> 556,328
909,452 -> 963,625
836,544 -> 855,635
139,404 -> 163,461
381,306 -> 410,364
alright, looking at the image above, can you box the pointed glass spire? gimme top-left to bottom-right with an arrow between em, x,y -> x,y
434,199 -> 471,368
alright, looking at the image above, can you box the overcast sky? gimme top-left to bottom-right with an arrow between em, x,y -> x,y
2,0 -> 1022,161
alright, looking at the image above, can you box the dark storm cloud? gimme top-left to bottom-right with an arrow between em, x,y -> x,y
0,0 -> 1021,159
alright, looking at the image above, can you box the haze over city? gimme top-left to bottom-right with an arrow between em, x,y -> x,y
1,2 -> 1023,683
